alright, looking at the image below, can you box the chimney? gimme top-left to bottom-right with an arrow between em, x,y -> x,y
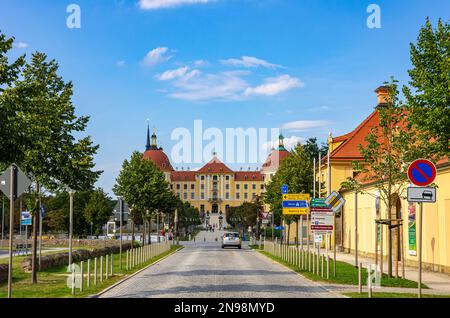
375,86 -> 390,106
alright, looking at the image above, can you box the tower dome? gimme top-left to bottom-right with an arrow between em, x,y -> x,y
142,124 -> 174,172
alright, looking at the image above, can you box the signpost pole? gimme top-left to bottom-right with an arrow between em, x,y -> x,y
418,202 -> 423,298
7,165 -> 15,298
318,154 -> 321,198
334,214 -> 337,276
39,205 -> 43,270
1,195 -> 4,240
313,158 -> 316,197
69,190 -> 75,266
119,197 -> 123,270
355,191 -> 358,267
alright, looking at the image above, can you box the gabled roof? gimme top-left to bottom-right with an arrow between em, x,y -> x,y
330,110 -> 380,160
197,156 -> 233,173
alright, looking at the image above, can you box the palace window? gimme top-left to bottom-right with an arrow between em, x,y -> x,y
191,184 -> 195,190
191,192 -> 195,200
236,193 -> 240,199
244,193 -> 248,200
213,175 -> 218,181
226,176 -> 230,181
201,192 -> 205,200
244,184 -> 248,190
184,184 -> 188,190
252,193 -> 256,199
225,192 -> 229,199
176,184 -> 180,190
201,176 -> 205,181
201,184 -> 205,190
184,192 -> 187,200
225,184 -> 229,190
236,184 -> 240,190
252,184 -> 256,190
261,184 -> 265,190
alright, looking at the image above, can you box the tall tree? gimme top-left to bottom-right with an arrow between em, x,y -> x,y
84,188 -> 113,236
264,143 -> 314,239
114,151 -> 173,244
1,52 -> 100,283
403,18 -> 450,158
342,79 -> 418,277
0,30 -> 25,166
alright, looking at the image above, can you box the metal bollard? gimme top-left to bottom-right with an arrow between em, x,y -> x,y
327,254 -> 330,279
71,263 -> 75,295
80,261 -> 84,292
321,254 -> 324,277
94,257 -> 98,285
87,259 -> 90,288
106,255 -> 109,280
111,253 -> 113,276
100,256 -> 103,282
358,262 -> 362,294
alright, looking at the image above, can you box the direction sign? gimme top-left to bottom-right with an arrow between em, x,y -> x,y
310,211 -> 334,234
20,211 -> 32,226
407,159 -> 436,187
281,184 -> 289,194
407,187 -> 436,203
314,234 -> 323,243
325,191 -> 345,212
0,164 -> 32,200
262,219 -> 270,224
282,193 -> 310,215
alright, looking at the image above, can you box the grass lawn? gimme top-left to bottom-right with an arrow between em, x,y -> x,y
0,245 -> 182,298
258,250 -> 428,289
344,292 -> 450,298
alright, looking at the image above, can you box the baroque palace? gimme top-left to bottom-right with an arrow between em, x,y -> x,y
142,127 -> 290,215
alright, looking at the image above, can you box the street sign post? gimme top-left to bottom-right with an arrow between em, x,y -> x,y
282,194 -> 310,215
406,159 -> 437,299
407,159 -> 436,187
0,164 -> 31,298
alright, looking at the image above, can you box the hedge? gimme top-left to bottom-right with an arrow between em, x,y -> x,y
0,264 -> 8,284
21,243 -> 134,272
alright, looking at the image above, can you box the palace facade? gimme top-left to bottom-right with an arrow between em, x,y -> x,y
142,127 -> 290,215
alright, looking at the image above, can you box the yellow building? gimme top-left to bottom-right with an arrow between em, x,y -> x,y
142,127 -> 288,215
319,86 -> 450,273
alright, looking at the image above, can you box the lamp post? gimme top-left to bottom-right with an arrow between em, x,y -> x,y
68,190 -> 75,266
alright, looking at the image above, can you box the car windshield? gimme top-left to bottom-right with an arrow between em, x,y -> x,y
225,233 -> 239,238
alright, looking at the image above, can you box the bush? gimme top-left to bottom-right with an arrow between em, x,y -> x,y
0,264 -> 8,284
21,243 -> 133,272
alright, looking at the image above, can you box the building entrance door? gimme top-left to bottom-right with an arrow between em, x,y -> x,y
212,204 -> 218,214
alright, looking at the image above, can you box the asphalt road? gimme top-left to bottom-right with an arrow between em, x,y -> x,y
98,230 -> 338,298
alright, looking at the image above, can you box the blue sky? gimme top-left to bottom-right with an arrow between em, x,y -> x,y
1,0 -> 449,195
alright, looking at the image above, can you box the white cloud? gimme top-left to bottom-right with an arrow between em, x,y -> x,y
142,47 -> 172,67
157,66 -> 189,80
262,135 -> 305,152
139,0 -> 211,10
244,74 -> 303,96
13,42 -> 28,49
221,56 -> 283,69
193,59 -> 209,67
116,60 -> 125,67
170,71 -> 249,101
282,120 -> 331,131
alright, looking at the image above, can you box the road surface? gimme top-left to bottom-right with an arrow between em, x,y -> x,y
99,230 -> 338,298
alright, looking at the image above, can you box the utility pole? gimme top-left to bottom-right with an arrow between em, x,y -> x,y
1,195 -> 4,240
68,190 -> 75,266
7,166 -> 15,298
355,191 -> 358,267
119,196 -> 123,270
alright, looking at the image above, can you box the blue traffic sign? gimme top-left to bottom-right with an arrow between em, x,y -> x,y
282,200 -> 308,208
41,205 -> 46,218
281,184 -> 289,194
20,211 -> 32,226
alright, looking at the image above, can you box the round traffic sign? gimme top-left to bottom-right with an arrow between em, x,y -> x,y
407,159 -> 436,186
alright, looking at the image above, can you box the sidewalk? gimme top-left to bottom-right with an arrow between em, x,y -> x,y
334,251 -> 450,293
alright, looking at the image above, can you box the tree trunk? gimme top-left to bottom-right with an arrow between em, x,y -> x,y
31,183 -> 40,284
388,200 -> 393,277
131,221 -> 135,249
287,223 -> 291,246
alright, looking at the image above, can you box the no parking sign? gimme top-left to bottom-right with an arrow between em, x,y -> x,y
407,159 -> 436,186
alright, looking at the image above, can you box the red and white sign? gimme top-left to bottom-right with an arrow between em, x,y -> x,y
310,211 -> 334,234
261,212 -> 269,219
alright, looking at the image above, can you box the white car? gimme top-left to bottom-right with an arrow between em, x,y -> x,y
222,232 -> 242,249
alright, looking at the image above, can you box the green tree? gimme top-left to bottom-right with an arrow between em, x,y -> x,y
264,143 -> 314,236
0,30 -> 25,166
403,18 -> 450,158
84,188 -> 113,236
1,52 -> 100,283
342,79 -> 418,277
113,151 -> 173,245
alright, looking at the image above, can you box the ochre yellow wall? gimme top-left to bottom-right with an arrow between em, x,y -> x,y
341,165 -> 450,273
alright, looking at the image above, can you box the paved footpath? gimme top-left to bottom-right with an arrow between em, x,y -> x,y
99,230 -> 340,298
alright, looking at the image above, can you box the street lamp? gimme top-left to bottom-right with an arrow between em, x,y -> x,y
68,189 -> 75,266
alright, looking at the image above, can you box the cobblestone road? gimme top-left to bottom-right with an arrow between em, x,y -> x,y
99,230 -> 339,298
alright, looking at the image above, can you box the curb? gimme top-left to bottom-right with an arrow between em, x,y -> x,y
91,245 -> 184,298
254,249 -> 348,298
